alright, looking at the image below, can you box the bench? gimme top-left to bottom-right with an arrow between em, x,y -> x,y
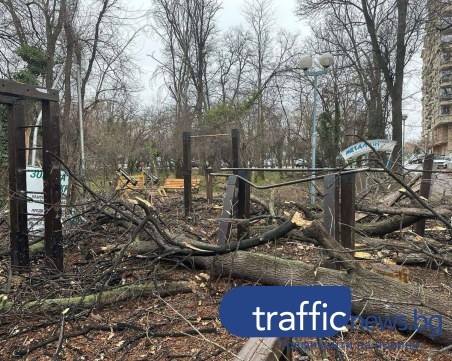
116,171 -> 159,194
116,173 -> 146,192
158,178 -> 201,196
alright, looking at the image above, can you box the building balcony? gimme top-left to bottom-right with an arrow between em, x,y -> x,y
433,138 -> 448,147
439,94 -> 452,101
439,96 -> 452,105
440,60 -> 452,69
441,75 -> 452,84
433,115 -> 452,129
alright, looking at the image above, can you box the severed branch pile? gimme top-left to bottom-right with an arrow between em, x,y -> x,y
1,155 -> 452,358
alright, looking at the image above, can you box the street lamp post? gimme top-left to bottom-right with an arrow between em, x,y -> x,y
402,114 -> 408,166
300,53 -> 334,205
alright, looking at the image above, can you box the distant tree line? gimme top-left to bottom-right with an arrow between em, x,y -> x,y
0,0 -> 431,184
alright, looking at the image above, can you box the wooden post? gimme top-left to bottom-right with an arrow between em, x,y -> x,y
8,100 -> 30,270
340,173 -> 355,250
206,166 -> 213,204
218,175 -> 239,244
42,100 -> 63,271
231,128 -> 239,174
414,154 -> 434,236
323,174 -> 339,240
237,170 -> 251,238
182,132 -> 192,217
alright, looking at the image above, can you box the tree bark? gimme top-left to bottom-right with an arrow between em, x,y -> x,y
356,215 -> 420,237
1,281 -> 191,314
356,204 -> 452,218
194,249 -> 452,345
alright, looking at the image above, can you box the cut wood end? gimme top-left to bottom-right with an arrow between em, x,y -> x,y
183,242 -> 210,252
291,212 -> 312,228
136,197 -> 152,208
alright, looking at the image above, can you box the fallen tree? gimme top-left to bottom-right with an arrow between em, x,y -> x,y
89,209 -> 452,346
192,220 -> 452,346
356,204 -> 452,218
1,281 -> 191,314
355,215 -> 420,237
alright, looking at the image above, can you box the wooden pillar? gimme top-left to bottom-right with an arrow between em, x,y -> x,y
42,100 -> 63,271
323,174 -> 339,240
340,173 -> 355,250
182,132 -> 192,216
8,100 -> 30,269
231,128 -> 239,173
237,170 -> 251,238
414,154 -> 434,236
205,166 -> 213,204
218,175 -> 239,244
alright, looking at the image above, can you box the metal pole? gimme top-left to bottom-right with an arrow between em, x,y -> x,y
77,64 -> 86,175
310,74 -> 318,204
402,115 -> 406,166
183,132 -> 192,216
30,64 -> 65,166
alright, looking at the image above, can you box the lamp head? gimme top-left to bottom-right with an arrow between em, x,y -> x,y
402,114 -> 408,121
319,53 -> 334,68
299,55 -> 313,71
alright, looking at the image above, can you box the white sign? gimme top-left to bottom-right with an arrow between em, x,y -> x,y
340,139 -> 397,161
26,167 -> 69,233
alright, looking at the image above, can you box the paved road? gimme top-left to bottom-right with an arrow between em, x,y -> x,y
431,168 -> 452,201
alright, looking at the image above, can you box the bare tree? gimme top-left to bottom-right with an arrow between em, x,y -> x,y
296,0 -> 428,169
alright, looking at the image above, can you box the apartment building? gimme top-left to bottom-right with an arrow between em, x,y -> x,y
422,2 -> 452,156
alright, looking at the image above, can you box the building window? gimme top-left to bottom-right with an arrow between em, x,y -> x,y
440,86 -> 452,98
441,105 -> 451,115
442,69 -> 452,82
441,16 -> 452,29
442,34 -> 452,43
441,52 -> 452,64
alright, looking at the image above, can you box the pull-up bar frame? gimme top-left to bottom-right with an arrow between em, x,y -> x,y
1,79 -> 62,272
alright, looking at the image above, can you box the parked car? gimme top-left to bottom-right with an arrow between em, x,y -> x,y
294,158 -> 308,168
191,160 -> 200,168
263,158 -> 277,167
433,155 -> 448,169
407,154 -> 425,165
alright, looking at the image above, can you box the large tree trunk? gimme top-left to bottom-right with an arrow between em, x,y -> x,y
194,250 -> 451,346
190,220 -> 452,346
355,215 -> 420,237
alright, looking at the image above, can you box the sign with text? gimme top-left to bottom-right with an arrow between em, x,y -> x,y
340,139 -> 396,161
26,167 -> 69,234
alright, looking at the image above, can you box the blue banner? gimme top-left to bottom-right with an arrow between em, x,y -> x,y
219,286 -> 351,337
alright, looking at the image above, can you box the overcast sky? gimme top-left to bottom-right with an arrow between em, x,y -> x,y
129,0 -> 423,142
